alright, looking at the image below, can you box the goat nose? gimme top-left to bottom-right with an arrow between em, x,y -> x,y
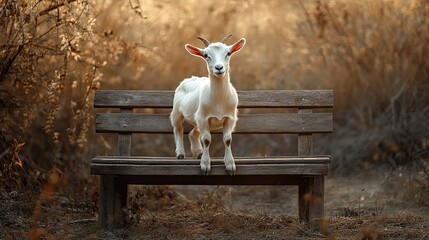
215,65 -> 223,71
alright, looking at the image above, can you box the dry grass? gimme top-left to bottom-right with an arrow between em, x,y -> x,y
2,180 -> 429,239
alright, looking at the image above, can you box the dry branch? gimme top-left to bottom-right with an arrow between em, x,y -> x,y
37,0 -> 78,17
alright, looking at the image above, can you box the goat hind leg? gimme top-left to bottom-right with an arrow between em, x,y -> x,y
171,114 -> 185,159
189,128 -> 202,159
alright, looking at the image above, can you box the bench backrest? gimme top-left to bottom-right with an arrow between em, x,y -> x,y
94,90 -> 333,155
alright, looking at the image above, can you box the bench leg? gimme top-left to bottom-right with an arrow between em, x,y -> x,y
99,176 -> 128,229
298,175 -> 325,228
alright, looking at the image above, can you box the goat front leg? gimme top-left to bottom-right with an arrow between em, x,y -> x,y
223,117 -> 236,175
198,119 -> 211,175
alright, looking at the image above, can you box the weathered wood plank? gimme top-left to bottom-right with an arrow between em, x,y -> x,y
98,176 -> 113,228
308,175 -> 325,228
95,113 -> 333,134
298,175 -> 325,228
237,90 -> 334,109
113,178 -> 127,228
117,175 -> 310,186
95,90 -> 174,108
118,109 -> 132,156
298,109 -> 313,155
94,90 -> 334,108
90,163 -> 329,176
91,156 -> 331,165
98,176 -> 127,229
299,179 -> 310,223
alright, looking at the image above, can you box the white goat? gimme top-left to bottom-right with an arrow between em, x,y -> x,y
170,35 -> 246,175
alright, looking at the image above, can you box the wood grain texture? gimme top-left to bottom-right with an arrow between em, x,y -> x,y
298,109 -> 314,155
94,90 -> 334,108
90,156 -> 331,176
113,178 -> 127,228
99,176 -> 116,229
92,156 -> 331,165
98,176 -> 127,229
118,109 -> 132,156
309,175 -> 325,227
111,175 -> 312,186
298,175 -> 325,227
91,164 -> 329,176
299,178 -> 310,223
95,113 -> 333,134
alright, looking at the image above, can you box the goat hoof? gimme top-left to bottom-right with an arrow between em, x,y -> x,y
226,168 -> 236,176
177,154 -> 184,159
200,166 -> 210,176
225,164 -> 236,176
197,153 -> 202,159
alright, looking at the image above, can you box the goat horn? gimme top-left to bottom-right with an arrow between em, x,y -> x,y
221,34 -> 232,44
197,37 -> 210,47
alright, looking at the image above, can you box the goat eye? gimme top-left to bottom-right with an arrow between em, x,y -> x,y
226,52 -> 231,58
204,54 -> 210,60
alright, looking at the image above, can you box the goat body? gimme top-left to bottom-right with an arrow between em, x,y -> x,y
170,35 -> 245,175
174,76 -> 238,126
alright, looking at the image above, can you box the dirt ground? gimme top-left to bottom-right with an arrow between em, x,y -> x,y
1,172 -> 429,240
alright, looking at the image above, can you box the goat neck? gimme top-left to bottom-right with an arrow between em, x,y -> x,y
208,71 -> 231,93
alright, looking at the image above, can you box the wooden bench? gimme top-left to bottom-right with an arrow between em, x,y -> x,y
90,89 -> 333,229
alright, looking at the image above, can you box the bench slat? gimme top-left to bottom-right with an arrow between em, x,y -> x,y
91,164 -> 329,176
112,175 -> 307,186
95,113 -> 333,134
92,156 -> 331,165
90,156 -> 330,176
94,90 -> 334,108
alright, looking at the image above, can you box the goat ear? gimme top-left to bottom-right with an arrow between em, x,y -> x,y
230,38 -> 246,55
185,44 -> 204,58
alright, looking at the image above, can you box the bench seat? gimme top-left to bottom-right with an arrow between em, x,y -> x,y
91,156 -> 331,177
